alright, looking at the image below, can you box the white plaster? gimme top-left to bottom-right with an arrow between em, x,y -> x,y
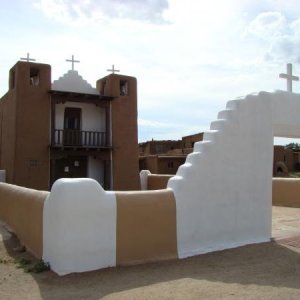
168,91 -> 300,258
43,178 -> 116,275
52,70 -> 98,94
88,157 -> 104,187
55,102 -> 106,132
43,90 -> 300,275
0,170 -> 5,183
140,170 -> 151,190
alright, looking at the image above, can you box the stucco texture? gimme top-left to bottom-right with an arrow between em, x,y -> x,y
273,178 -> 300,207
0,183 -> 48,258
116,189 -> 177,265
168,91 -> 300,259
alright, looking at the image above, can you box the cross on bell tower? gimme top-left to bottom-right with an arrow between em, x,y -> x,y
279,63 -> 299,92
66,55 -> 80,71
107,64 -> 120,74
20,53 -> 36,62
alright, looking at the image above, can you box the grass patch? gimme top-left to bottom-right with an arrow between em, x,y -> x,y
29,260 -> 50,273
14,258 -> 50,273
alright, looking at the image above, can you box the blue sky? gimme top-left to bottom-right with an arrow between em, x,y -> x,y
1,0 -> 300,144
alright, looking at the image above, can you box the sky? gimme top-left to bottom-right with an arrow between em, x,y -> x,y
0,0 -> 300,144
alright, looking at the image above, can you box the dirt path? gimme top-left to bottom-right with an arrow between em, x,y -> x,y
0,207 -> 299,299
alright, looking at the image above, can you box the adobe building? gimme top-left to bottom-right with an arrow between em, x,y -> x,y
0,60 -> 140,191
273,145 -> 300,176
139,133 -> 204,175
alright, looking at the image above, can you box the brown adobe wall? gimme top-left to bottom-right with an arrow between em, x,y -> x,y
157,157 -> 185,174
147,174 -> 173,190
142,156 -> 158,173
13,62 -> 51,190
0,183 -> 49,258
115,189 -> 177,265
272,178 -> 300,208
182,132 -> 203,148
97,74 -> 140,190
0,90 -> 17,183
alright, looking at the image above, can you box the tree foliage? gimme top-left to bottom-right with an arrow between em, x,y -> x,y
285,143 -> 300,151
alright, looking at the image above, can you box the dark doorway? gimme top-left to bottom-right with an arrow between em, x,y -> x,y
64,107 -> 81,146
52,156 -> 87,184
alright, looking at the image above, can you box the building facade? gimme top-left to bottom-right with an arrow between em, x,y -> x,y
0,61 -> 140,191
139,134 -> 204,175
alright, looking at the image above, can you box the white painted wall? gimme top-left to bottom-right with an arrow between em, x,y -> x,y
43,178 -> 116,275
88,157 -> 104,187
52,70 -> 98,94
168,91 -> 300,259
140,169 -> 151,190
43,91 -> 300,275
55,102 -> 106,132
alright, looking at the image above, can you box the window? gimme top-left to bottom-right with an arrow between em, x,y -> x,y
168,161 -> 174,168
30,68 -> 40,86
120,80 -> 128,96
64,107 -> 81,130
155,144 -> 166,154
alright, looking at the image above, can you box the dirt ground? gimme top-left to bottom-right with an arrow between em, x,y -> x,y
0,206 -> 300,300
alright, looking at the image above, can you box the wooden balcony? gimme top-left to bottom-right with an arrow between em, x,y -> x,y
52,129 -> 110,149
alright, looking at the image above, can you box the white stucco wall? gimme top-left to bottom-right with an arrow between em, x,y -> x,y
43,178 -> 116,275
43,90 -> 300,275
168,91 -> 300,259
88,157 -> 104,187
52,70 -> 98,94
55,102 -> 106,132
140,170 -> 151,190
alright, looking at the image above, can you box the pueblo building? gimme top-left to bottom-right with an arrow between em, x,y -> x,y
139,133 -> 204,174
0,59 -> 140,191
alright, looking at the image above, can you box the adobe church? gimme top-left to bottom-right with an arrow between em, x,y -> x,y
0,58 -> 140,191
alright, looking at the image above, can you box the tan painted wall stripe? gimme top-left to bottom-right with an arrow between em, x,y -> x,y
116,189 -> 178,266
0,183 -> 48,258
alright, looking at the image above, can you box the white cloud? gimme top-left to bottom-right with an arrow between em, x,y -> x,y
244,11 -> 300,65
138,118 -> 180,129
33,0 -> 169,24
2,0 -> 300,143
246,11 -> 288,39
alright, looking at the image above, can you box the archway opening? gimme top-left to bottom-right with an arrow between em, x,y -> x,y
272,136 -> 300,241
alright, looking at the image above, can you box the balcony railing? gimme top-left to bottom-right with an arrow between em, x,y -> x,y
53,129 -> 109,148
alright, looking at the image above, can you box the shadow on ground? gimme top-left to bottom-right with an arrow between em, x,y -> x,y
2,232 -> 300,299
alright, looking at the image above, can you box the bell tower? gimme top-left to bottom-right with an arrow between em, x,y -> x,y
0,61 -> 51,189
97,72 -> 140,190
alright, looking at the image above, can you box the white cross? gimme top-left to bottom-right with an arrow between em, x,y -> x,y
66,55 -> 80,71
279,63 -> 299,92
20,53 -> 36,62
107,64 -> 120,74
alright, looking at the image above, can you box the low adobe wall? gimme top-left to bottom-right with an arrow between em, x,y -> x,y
147,174 -> 173,190
140,170 -> 173,190
272,178 -> 300,208
142,174 -> 300,209
0,183 -> 49,258
116,190 -> 177,265
43,178 -> 178,275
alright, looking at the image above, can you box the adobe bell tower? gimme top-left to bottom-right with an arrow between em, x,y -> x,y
0,61 -> 51,189
97,72 -> 140,190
